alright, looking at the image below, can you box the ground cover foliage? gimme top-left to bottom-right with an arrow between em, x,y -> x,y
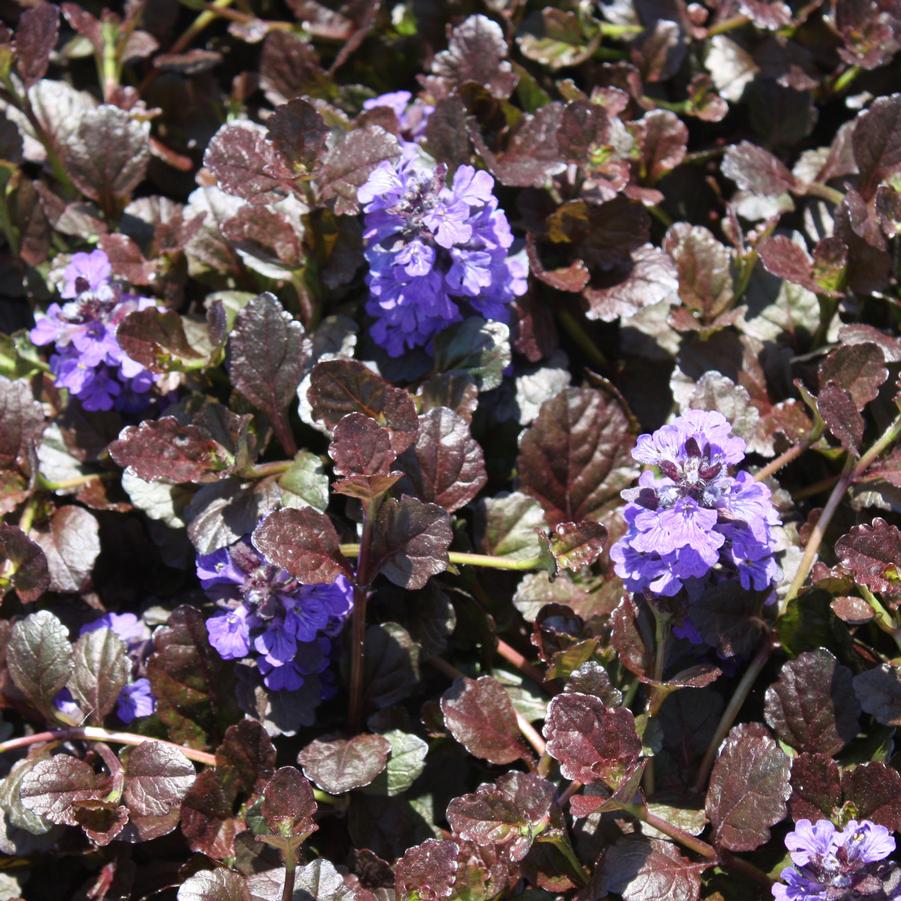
0,0 -> 899,899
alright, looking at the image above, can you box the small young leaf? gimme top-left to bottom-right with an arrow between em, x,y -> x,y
721,141 -> 797,196
252,507 -> 349,585
764,648 -> 861,755
260,766 -> 317,836
440,676 -> 528,765
544,520 -> 607,571
7,610 -> 73,716
329,413 -> 396,477
543,692 -> 642,788
705,722 -> 790,851
279,450 -> 330,512
266,97 -> 329,170
835,518 -> 901,596
297,734 -> 391,794
67,628 -> 130,724
395,838 -> 460,900
368,496 -> 452,589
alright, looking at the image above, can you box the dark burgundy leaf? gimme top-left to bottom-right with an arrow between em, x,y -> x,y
610,596 -> 653,677
721,141 -> 797,196
0,376 -> 44,467
853,94 -> 901,200
740,0 -> 791,27
259,29 -> 329,106
690,582 -> 770,658
19,754 -> 104,824
818,343 -> 889,411
544,520 -> 607,571
759,235 -> 819,293
329,413 -> 395,477
70,799 -> 129,845
123,742 -> 195,819
423,95 -> 470,167
333,472 -> 404,502
146,606 -> 240,749
763,648 -> 860,755
789,752 -> 842,823
204,122 -> 294,205
601,835 -> 703,901
64,105 -> 150,206
99,233 -> 156,285
853,664 -> 901,727
252,507 -> 349,585
260,766 -> 317,836
67,628 -> 130,724
842,762 -> 901,831
0,523 -> 49,603
543,692 -> 641,788
33,505 -> 100,593
318,126 -> 401,215
7,610 -> 73,715
835,518 -> 901,596
216,719 -> 277,797
636,110 -> 689,181
117,308 -> 205,373
14,2 -> 59,88
309,359 -> 418,453
818,384 -> 864,452
428,14 -> 518,99
110,417 -> 234,484
564,661 -> 623,706
368,496 -> 452,589
228,293 -> 308,425
705,723 -> 790,852
517,387 -> 635,527
297,734 -> 391,794
362,622 -> 421,709
266,98 -> 329,171
397,408 -> 487,513
395,839 -> 460,901
440,676 -> 527,765
446,772 -> 555,862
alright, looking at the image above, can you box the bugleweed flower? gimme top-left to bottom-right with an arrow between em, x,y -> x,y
358,147 -> 527,355
54,611 -> 155,725
198,538 -> 353,692
363,90 -> 433,141
30,250 -> 161,412
611,410 -> 781,597
774,819 -> 900,900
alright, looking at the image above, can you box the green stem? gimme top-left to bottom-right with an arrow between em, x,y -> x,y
40,473 -> 106,491
649,205 -> 674,227
812,294 -> 840,348
18,496 -> 37,534
538,834 -> 588,887
598,22 -> 644,37
281,853 -> 296,901
243,459 -> 294,479
805,182 -> 845,206
832,65 -> 861,94
555,308 -> 609,371
691,637 -> 773,794
339,544 -> 545,572
705,14 -> 750,36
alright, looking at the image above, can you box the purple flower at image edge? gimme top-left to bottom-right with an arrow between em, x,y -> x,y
773,819 -> 899,900
358,148 -> 527,356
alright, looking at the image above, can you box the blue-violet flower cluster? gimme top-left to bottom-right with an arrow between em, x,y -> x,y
611,410 -> 781,597
774,818 -> 900,900
54,612 -> 155,724
30,250 -> 162,412
198,538 -> 353,693
358,147 -> 527,355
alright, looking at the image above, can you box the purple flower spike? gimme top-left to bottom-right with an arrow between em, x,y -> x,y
611,410 -> 781,606
197,538 -> 353,698
30,249 -> 162,412
774,818 -> 899,901
358,149 -> 527,355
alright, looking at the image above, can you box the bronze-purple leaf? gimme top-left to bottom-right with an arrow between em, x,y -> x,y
252,507 -> 350,585
440,676 -> 528,765
841,761 -> 901,831
260,766 -> 318,836
853,664 -> 901,727
266,97 -> 329,171
852,94 -> 901,200
721,141 -> 797,196
517,387 -> 635,527
835,518 -> 901,596
309,359 -> 419,453
228,293 -> 308,426
395,838 -> 460,900
122,741 -> 195,820
664,223 -> 734,321
7,609 -> 72,715
204,121 -> 294,205
0,376 -> 44,467
117,308 -> 205,373
818,343 -> 888,411
0,523 -> 49,603
763,648 -> 860,755
445,772 -> 555,862
67,628 -> 130,724
318,126 -> 401,215
368,496 -> 452,589
397,407 -> 487,513
543,692 -> 642,788
601,835 -> 704,901
788,752 -> 842,823
544,520 -> 607,571
33,505 -> 100,593
297,734 -> 391,794
110,417 -> 234,484
705,722 -> 790,852
329,412 -> 396,477
14,2 -> 59,88
19,754 -> 105,824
